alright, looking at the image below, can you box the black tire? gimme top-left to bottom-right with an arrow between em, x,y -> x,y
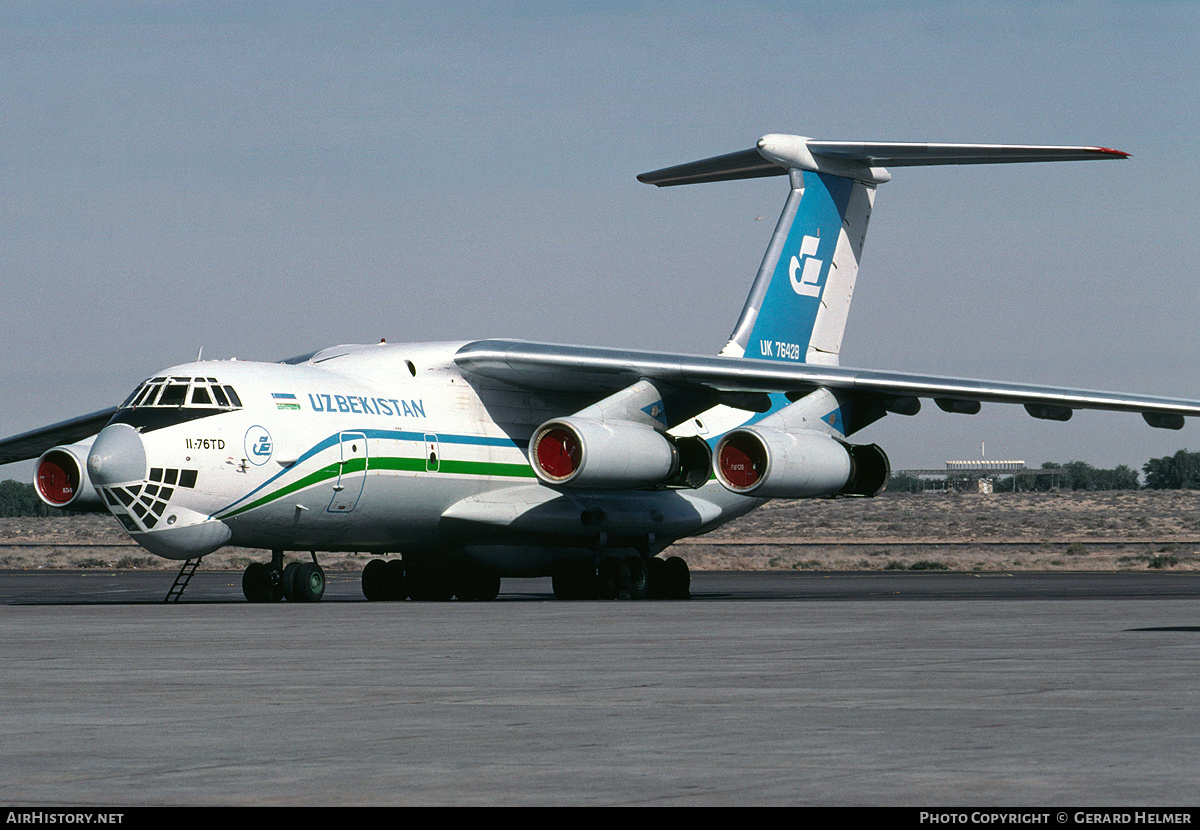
626,557 -> 649,600
242,562 -> 275,603
663,556 -> 691,600
384,558 -> 408,600
282,561 -> 302,602
552,559 -> 596,600
473,571 -> 501,601
597,558 -> 621,600
647,557 -> 667,600
361,558 -> 389,601
408,562 -> 453,601
455,565 -> 501,601
574,559 -> 598,600
551,560 -> 576,600
292,562 -> 326,602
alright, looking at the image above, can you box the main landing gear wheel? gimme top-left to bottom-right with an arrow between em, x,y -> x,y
362,557 -> 410,600
454,566 -> 502,602
552,559 -> 598,600
661,555 -> 691,600
242,553 -> 326,603
290,561 -> 326,602
242,562 -> 281,603
597,558 -> 623,600
552,556 -> 684,600
363,557 -> 498,601
625,556 -> 649,600
406,562 -> 455,602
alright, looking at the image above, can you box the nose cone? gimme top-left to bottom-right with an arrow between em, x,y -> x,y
87,423 -> 147,487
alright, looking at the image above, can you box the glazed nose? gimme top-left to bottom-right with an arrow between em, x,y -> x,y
87,423 -> 147,487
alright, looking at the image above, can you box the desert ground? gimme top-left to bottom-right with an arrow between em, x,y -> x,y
2,489 -> 1198,572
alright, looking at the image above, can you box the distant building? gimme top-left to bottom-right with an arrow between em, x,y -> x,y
894,461 -> 1065,492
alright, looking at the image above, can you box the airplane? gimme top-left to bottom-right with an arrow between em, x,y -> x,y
3,132 -> 1199,603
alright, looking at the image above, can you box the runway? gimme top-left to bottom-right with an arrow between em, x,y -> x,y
2,569 -> 1198,806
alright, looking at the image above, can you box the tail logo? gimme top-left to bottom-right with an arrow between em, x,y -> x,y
788,234 -> 824,298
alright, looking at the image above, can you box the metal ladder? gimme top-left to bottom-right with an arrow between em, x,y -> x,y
164,558 -> 202,603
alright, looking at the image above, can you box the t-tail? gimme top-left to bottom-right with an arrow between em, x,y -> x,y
638,135 -> 1128,366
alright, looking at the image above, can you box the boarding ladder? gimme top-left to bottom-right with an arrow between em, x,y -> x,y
164,558 -> 202,603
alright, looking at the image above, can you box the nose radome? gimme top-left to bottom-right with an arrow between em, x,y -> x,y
87,423 -> 147,487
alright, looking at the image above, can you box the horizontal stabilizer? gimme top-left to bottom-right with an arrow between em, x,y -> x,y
807,140 -> 1129,166
638,134 -> 1128,186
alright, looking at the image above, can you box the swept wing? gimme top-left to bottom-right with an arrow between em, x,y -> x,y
454,339 -> 1200,430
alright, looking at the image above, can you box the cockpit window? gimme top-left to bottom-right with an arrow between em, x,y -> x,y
159,384 -> 188,407
131,386 -> 156,407
119,377 -> 244,411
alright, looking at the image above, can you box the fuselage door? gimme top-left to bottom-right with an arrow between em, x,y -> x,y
328,431 -> 367,513
425,434 -> 440,472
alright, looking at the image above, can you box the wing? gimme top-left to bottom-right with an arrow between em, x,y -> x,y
0,408 -> 118,465
454,339 -> 1200,431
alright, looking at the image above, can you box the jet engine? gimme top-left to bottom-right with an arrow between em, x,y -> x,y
34,438 -> 104,510
714,427 -> 889,499
530,417 -> 703,490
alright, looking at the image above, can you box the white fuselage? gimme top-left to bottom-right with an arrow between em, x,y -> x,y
91,341 -> 760,574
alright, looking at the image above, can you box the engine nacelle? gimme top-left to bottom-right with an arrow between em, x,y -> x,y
530,417 -> 681,489
34,438 -> 104,510
714,427 -> 890,499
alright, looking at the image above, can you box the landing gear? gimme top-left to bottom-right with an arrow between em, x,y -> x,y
361,557 -> 400,601
241,561 -> 280,603
289,561 -> 326,602
552,558 -> 598,600
453,563 -> 501,602
661,555 -> 691,600
625,556 -> 649,600
360,556 -> 502,602
242,551 -> 326,603
552,555 -> 689,600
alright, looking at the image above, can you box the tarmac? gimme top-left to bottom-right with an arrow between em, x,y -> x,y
1,569 -> 1198,806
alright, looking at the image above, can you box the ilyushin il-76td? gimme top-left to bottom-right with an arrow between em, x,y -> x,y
4,133 -> 1197,603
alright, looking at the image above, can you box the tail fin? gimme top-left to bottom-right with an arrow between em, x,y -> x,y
638,135 -> 1127,366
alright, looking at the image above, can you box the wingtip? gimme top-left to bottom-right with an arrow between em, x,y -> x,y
1094,146 -> 1131,159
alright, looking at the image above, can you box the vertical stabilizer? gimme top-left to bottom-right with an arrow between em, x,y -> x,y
637,134 -> 1127,366
720,168 -> 874,365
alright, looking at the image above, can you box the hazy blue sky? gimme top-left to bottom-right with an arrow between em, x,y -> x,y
2,1 -> 1198,476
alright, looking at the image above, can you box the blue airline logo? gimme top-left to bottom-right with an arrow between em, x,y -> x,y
788,234 -> 824,297
244,426 -> 273,466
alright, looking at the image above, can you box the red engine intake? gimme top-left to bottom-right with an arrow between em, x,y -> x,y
33,440 -> 103,510
714,427 -> 889,499
529,418 -> 681,489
